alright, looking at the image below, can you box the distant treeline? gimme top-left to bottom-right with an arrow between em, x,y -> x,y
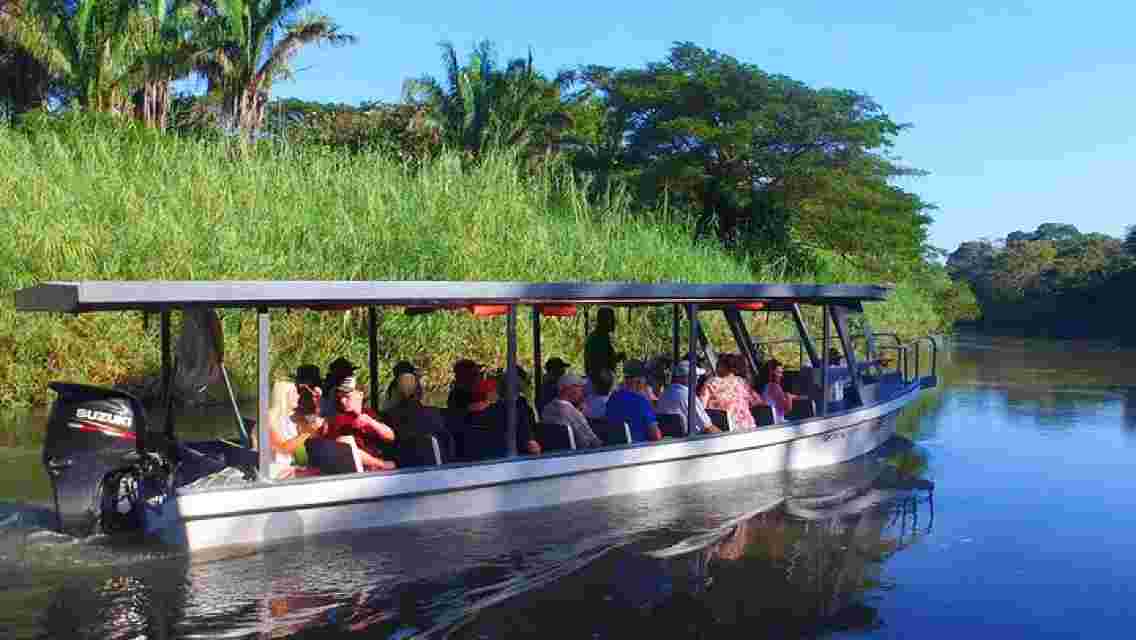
947,223 -> 1136,340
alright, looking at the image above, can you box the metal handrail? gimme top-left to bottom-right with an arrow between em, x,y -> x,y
911,335 -> 939,384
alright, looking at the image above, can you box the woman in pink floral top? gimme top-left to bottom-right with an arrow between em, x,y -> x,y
705,353 -> 768,431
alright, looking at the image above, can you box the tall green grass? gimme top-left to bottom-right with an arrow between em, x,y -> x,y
0,116 -> 943,407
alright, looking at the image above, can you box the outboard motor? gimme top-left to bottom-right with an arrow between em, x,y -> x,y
42,383 -> 153,536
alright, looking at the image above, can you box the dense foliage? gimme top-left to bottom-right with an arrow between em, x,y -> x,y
2,8 -> 973,403
0,114 -> 948,406
947,223 -> 1135,339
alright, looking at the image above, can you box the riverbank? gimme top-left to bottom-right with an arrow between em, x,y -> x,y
1,119 -> 950,408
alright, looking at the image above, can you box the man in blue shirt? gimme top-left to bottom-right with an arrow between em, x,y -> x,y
605,359 -> 662,442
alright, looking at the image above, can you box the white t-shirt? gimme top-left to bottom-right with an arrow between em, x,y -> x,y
274,413 -> 298,466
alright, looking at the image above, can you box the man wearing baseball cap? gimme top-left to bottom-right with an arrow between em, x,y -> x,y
657,360 -> 717,435
541,373 -> 602,449
321,356 -> 358,417
322,374 -> 397,471
605,359 -> 661,442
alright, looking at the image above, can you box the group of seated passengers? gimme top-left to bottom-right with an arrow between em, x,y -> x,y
266,344 -> 807,478
268,359 -> 399,480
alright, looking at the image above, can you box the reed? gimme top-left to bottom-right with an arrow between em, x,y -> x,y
0,117 -> 941,407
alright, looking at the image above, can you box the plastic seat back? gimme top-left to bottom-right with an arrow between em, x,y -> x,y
657,413 -> 687,438
534,422 -> 575,452
588,417 -> 632,445
787,399 -> 816,421
706,409 -> 731,432
396,433 -> 446,467
305,439 -> 360,475
462,425 -> 507,462
752,405 -> 775,427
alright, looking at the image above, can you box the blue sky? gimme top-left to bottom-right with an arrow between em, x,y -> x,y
261,1 -> 1135,252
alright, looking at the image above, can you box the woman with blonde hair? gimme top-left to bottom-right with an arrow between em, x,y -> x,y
266,365 -> 324,479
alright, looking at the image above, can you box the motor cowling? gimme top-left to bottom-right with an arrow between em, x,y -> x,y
42,383 -> 148,536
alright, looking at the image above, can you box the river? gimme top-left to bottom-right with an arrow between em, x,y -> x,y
1,334 -> 1134,639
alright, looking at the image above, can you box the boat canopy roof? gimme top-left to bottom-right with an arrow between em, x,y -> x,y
14,280 -> 891,314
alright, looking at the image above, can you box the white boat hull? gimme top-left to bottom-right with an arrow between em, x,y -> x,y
151,383 -> 920,553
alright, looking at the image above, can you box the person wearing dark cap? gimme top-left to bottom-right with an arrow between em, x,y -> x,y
292,363 -> 322,389
321,374 -> 397,471
605,359 -> 661,442
538,357 -> 571,414
321,357 -> 358,417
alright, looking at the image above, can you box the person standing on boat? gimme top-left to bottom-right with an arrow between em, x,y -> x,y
542,373 -> 603,448
757,359 -> 801,425
657,361 -> 718,435
585,308 -> 626,383
606,360 -> 662,442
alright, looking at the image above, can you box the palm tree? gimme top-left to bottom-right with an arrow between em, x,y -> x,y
129,0 -> 204,129
194,0 -> 355,139
404,41 -> 574,160
12,0 -> 139,113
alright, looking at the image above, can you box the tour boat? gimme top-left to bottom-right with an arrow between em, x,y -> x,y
14,280 -> 938,554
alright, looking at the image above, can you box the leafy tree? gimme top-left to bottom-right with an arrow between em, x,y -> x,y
1125,225 -> 1136,256
9,0 -> 139,113
1,0 -> 56,114
194,0 -> 355,139
987,239 -> 1058,303
573,42 -> 930,271
129,0 -> 207,130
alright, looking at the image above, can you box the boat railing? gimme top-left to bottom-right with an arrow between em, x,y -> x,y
911,335 -> 939,389
851,332 -> 938,388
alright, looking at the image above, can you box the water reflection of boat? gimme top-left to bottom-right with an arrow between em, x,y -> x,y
448,441 -> 933,639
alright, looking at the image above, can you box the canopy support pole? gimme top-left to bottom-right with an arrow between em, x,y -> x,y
161,310 -> 173,438
821,305 -> 830,417
831,305 -> 864,407
671,304 -> 680,368
532,307 -> 542,403
257,308 -> 272,480
724,309 -> 761,382
505,305 -> 518,457
791,303 -> 820,368
687,303 -> 699,434
368,307 -> 379,411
